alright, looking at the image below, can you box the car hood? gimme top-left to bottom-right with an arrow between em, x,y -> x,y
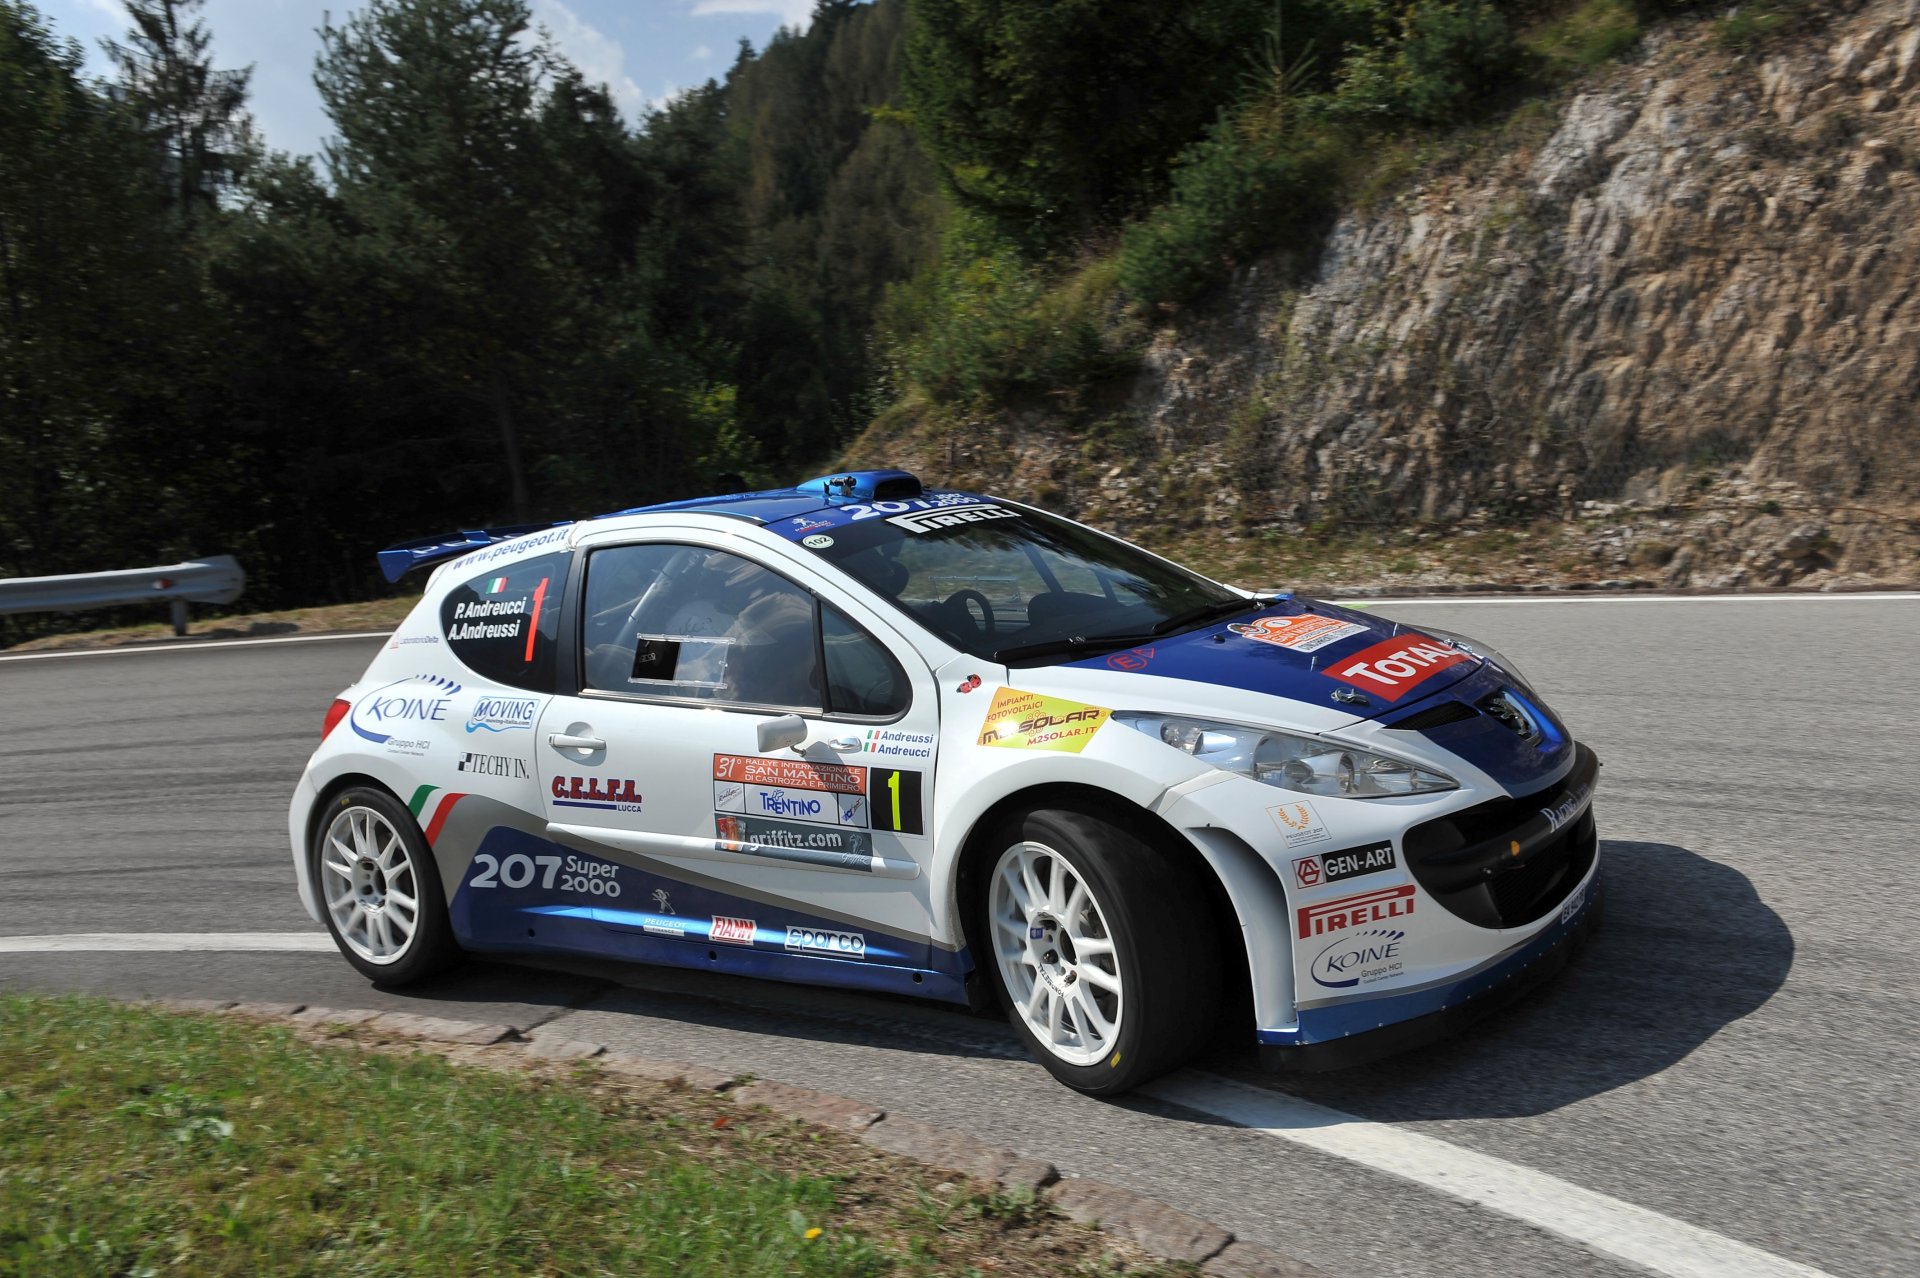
1055,597 -> 1482,722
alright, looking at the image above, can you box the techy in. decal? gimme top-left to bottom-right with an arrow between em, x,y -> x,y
1311,928 -> 1408,990
350,675 -> 462,745
1228,614 -> 1368,653
1297,884 -> 1416,939
550,776 -> 642,811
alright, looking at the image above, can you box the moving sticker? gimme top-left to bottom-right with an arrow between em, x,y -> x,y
1228,614 -> 1368,653
976,688 -> 1110,753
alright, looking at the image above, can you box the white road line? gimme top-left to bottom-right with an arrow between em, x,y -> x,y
0,932 -> 335,953
1336,592 -> 1920,606
0,632 -> 389,662
1145,1072 -> 1834,1278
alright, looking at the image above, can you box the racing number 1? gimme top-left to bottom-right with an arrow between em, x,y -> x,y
869,768 -> 924,835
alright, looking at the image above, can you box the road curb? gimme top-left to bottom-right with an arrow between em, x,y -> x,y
197,1001 -> 1325,1276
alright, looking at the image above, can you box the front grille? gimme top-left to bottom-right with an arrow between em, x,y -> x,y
1402,744 -> 1598,928
1388,700 -> 1479,732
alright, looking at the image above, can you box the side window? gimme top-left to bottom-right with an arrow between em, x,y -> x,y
822,604 -> 908,718
440,551 -> 568,691
582,544 -> 822,712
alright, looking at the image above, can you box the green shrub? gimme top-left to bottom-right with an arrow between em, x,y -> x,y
1715,0 -> 1816,51
1526,0 -> 1643,69
1329,1 -> 1521,125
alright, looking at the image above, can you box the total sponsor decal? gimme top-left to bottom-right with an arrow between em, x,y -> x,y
886,503 -> 1020,535
350,674 -> 461,746
1293,840 -> 1397,888
710,915 -> 756,945
550,775 -> 643,811
852,728 -> 934,759
785,926 -> 867,959
1310,927 -> 1408,990
1228,614 -> 1369,653
1267,800 -> 1331,850
456,751 -> 530,779
976,687 -> 1110,753
1323,634 -> 1474,702
466,695 -> 538,734
1296,884 -> 1417,939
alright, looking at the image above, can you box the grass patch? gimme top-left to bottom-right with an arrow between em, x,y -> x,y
0,996 -> 1186,1277
1714,0 -> 1817,51
1525,0 -> 1642,69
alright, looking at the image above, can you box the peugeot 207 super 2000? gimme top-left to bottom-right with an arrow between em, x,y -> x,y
290,469 -> 1599,1094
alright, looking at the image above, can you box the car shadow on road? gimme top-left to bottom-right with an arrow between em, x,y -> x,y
1195,839 -> 1795,1120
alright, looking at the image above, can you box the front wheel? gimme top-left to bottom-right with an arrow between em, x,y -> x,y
981,805 -> 1220,1094
312,785 -> 460,984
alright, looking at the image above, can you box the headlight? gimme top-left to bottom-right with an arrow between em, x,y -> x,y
1411,624 -> 1533,692
1114,713 -> 1457,798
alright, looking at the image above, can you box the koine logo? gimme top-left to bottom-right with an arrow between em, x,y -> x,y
1311,928 -> 1407,990
350,675 -> 461,745
466,696 -> 538,734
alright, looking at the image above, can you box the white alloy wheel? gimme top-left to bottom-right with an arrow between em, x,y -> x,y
989,840 -> 1125,1067
320,804 -> 421,965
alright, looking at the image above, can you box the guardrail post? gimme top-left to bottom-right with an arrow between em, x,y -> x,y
170,599 -> 188,637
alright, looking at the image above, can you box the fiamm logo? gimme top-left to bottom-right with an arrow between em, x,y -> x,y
350,675 -> 462,745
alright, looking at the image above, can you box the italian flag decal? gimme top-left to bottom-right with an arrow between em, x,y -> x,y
485,576 -> 509,593
407,784 -> 470,847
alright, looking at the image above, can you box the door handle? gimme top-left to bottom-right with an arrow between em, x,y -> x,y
826,738 -> 860,752
548,732 -> 607,751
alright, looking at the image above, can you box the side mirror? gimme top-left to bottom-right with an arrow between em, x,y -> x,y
756,714 -> 807,754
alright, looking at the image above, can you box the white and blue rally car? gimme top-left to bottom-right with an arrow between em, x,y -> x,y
290,470 -> 1599,1093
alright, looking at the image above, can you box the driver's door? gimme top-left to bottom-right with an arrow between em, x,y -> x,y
537,537 -> 940,969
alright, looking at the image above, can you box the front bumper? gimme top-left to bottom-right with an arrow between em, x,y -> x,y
1259,864 -> 1602,1072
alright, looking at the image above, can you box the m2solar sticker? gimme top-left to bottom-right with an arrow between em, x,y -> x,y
1323,635 -> 1473,702
976,688 -> 1110,753
1228,614 -> 1369,652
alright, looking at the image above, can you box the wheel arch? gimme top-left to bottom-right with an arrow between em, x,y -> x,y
948,782 -> 1266,1036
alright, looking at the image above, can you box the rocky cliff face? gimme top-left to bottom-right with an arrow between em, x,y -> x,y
856,0 -> 1920,589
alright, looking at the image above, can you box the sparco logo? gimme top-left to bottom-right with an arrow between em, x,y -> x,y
349,675 -> 461,745
785,927 -> 867,958
466,696 -> 538,734
885,503 -> 1018,534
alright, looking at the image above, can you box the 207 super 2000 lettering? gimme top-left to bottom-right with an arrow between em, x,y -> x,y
291,470 -> 1599,1093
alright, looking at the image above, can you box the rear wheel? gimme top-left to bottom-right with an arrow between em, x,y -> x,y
312,786 -> 459,984
981,805 -> 1219,1094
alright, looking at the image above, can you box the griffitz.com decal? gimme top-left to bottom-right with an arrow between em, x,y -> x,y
1296,884 -> 1416,939
1228,614 -> 1368,653
1323,635 -> 1473,701
977,688 -> 1110,753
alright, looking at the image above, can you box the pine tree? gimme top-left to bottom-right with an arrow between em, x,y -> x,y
104,0 -> 253,221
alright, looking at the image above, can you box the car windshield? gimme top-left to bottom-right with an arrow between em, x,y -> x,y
807,500 -> 1249,663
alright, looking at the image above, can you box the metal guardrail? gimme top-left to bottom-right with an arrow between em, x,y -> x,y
0,555 -> 245,636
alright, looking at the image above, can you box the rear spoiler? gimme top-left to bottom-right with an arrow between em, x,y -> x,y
376,522 -> 572,583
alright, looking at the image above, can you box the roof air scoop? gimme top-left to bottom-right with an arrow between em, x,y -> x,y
798,469 -> 924,502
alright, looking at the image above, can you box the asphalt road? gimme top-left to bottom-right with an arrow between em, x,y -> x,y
3,598 -> 1916,1278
